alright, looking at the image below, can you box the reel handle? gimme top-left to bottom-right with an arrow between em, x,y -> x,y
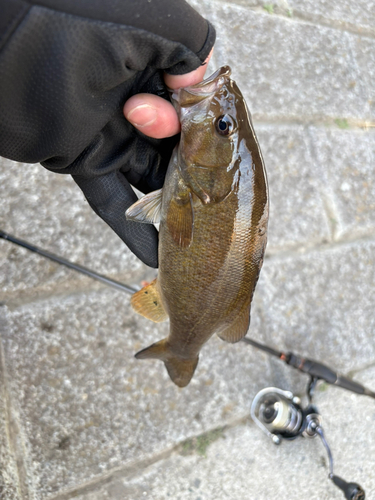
330,474 -> 365,500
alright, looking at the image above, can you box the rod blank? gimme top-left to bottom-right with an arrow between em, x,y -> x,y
2,228 -> 375,400
0,229 -> 137,295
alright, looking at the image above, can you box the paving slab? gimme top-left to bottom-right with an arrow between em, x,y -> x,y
2,235 -> 374,498
256,125 -> 331,252
0,158 -> 148,300
349,35 -> 375,118
2,124 -> 374,296
204,2 -> 374,122
0,123 -> 333,298
258,238 -> 375,373
0,125 -> 331,282
5,124 -> 362,286
0,312 -> 22,500
2,286 -> 271,499
224,0 -> 375,36
308,128 -> 375,240
1,1 -> 375,498
287,0 -> 375,36
72,368 -> 375,500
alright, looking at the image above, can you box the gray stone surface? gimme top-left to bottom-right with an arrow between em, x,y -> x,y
210,0 -> 375,37
2,288 -> 270,498
73,370 -> 375,500
0,159 -> 147,300
287,0 -> 375,36
0,314 -> 22,500
1,0 -> 375,499
208,2 -> 375,122
2,238 -> 374,499
347,36 -> 375,122
257,125 -> 331,252
309,128 -> 375,240
259,239 -> 375,373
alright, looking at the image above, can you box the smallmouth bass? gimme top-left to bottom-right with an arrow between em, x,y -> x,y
126,66 -> 268,387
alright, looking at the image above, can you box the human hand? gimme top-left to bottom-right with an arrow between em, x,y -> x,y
123,49 -> 213,140
0,0 -> 215,268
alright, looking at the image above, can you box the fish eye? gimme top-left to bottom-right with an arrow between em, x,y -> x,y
215,115 -> 235,136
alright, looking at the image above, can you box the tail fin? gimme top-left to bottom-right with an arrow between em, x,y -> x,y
135,339 -> 199,388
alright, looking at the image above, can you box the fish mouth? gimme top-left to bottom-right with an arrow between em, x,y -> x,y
170,66 -> 232,103
187,65 -> 232,92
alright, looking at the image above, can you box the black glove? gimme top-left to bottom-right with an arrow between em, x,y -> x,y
0,0 -> 215,267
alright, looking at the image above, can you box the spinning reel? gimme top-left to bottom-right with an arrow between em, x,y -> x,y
251,382 -> 367,499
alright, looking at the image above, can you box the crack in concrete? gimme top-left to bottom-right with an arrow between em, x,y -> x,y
265,233 -> 375,263
253,117 -> 375,130
0,268 -> 149,310
216,0 -> 375,40
2,232 -> 374,310
279,8 -> 375,40
305,125 -> 342,242
45,415 -> 250,500
0,314 -> 31,500
347,361 -> 375,378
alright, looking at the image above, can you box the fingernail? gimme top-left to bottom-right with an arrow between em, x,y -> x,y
126,104 -> 158,127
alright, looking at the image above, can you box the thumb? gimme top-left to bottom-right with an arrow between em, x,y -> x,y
124,94 -> 180,139
124,47 -> 214,139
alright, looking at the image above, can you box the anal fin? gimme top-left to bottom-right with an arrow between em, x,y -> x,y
217,306 -> 251,343
131,279 -> 168,323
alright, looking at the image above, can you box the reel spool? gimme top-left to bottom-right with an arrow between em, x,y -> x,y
251,387 -> 365,500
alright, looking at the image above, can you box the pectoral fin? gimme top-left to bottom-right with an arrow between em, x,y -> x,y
125,189 -> 163,224
166,191 -> 193,248
130,279 -> 168,323
135,338 -> 199,387
217,306 -> 251,343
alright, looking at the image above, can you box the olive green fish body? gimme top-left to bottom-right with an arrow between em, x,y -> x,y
159,154 -> 267,357
126,67 -> 268,387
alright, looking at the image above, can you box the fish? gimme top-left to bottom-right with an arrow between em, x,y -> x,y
125,66 -> 268,388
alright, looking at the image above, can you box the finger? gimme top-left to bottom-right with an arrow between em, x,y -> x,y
124,93 -> 180,139
123,47 -> 214,139
164,47 -> 214,90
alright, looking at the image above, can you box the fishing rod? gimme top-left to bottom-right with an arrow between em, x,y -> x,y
0,229 -> 137,294
242,337 -> 375,400
1,229 -> 373,400
1,229 -> 372,498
